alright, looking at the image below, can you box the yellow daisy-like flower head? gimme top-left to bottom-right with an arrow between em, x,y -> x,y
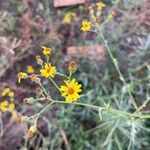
60,79 -> 82,103
27,65 -> 35,74
41,46 -> 52,56
96,2 -> 106,9
40,63 -> 56,78
81,21 -> 91,31
17,72 -> 27,83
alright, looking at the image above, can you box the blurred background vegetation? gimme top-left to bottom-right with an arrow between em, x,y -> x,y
0,0 -> 150,150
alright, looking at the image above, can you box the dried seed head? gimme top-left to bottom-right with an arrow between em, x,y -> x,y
23,97 -> 35,104
35,87 -> 43,95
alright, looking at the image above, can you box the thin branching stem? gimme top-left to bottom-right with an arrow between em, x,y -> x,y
56,72 -> 69,79
29,98 -> 150,120
49,77 -> 61,92
100,33 -> 139,111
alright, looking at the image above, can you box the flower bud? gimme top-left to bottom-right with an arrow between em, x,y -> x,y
29,74 -> 41,84
26,125 -> 37,138
16,115 -> 29,123
36,55 -> 43,66
22,116 -> 29,122
23,97 -> 35,104
68,61 -> 77,73
30,74 -> 36,82
16,115 -> 22,123
35,87 -> 43,96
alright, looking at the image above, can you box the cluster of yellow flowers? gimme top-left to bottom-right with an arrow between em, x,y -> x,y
0,87 -> 17,118
80,2 -> 115,32
17,46 -> 83,138
17,46 -> 82,103
1,87 -> 14,98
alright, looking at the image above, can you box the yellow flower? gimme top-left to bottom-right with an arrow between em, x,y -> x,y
63,12 -> 75,24
1,100 -> 9,107
8,103 -> 15,110
41,46 -> 52,56
81,21 -> 91,31
0,101 -> 9,112
0,106 -> 7,112
40,63 -> 56,78
8,91 -> 14,98
1,87 -> 10,97
60,79 -> 82,103
17,72 -> 27,83
96,2 -> 106,9
27,65 -> 35,74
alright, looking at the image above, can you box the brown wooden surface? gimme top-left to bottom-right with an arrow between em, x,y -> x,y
54,0 -> 85,7
67,45 -> 106,61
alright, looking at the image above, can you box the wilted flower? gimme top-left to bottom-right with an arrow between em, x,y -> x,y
41,46 -> 52,56
17,72 -> 27,83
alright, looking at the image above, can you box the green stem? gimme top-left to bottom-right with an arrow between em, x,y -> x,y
49,77 -> 61,92
56,72 -> 69,79
39,82 -> 49,97
47,99 -> 150,119
100,33 -> 138,111
29,99 -> 150,120
69,72 -> 72,79
29,101 -> 54,119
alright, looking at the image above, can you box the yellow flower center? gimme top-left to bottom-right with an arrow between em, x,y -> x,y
46,66 -> 51,73
45,49 -> 49,52
68,88 -> 74,95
